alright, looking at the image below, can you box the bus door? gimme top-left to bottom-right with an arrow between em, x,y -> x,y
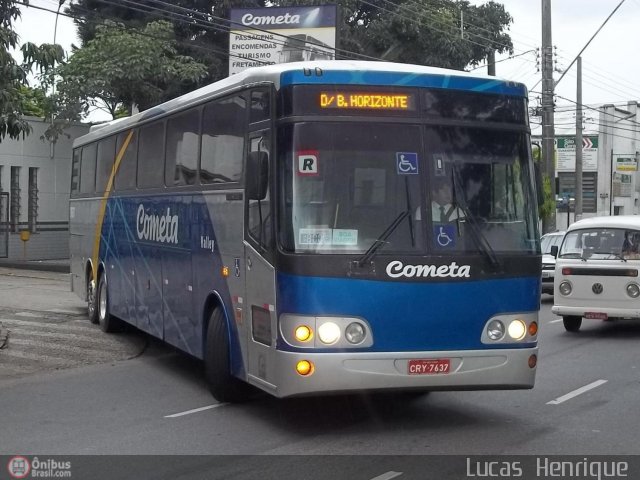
244,131 -> 278,391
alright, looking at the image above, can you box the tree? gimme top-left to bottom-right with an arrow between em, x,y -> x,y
1,1 -> 65,142
67,0 -> 266,87
67,0 -> 513,85
56,20 -> 208,119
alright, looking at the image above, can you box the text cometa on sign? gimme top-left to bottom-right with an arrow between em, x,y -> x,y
320,93 -> 411,110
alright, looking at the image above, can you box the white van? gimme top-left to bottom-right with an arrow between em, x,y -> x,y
551,215 -> 640,332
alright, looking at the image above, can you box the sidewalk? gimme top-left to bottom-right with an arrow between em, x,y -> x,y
0,259 -> 69,273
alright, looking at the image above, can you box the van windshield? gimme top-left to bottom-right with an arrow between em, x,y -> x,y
559,228 -> 640,260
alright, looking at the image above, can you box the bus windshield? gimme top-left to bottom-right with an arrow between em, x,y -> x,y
278,122 -> 538,255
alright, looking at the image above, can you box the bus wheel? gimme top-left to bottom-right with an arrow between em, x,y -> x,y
87,276 -> 99,324
205,308 -> 254,403
97,273 -> 122,333
563,316 -> 582,332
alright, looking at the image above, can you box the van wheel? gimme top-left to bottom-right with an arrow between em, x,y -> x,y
205,308 -> 254,403
97,273 -> 122,333
563,316 -> 582,332
87,276 -> 99,324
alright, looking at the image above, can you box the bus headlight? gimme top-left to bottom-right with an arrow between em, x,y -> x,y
559,281 -> 572,296
345,322 -> 366,344
486,320 -> 505,341
318,322 -> 341,345
508,320 -> 527,341
626,283 -> 640,298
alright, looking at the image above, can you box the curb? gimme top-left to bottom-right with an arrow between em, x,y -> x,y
0,261 -> 70,273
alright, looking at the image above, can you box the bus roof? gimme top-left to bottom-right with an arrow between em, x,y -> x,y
567,215 -> 640,232
74,60 -> 528,148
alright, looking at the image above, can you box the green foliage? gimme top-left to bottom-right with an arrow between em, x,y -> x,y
1,1 -> 66,142
18,85 -> 47,117
532,143 -> 554,221
57,20 -> 208,119
68,0 -> 513,87
539,174 -> 555,220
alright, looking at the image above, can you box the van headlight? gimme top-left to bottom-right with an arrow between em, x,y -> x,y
559,281 -> 572,296
626,283 -> 640,298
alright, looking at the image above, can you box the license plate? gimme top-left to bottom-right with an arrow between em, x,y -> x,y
542,271 -> 551,278
585,312 -> 608,320
408,359 -> 450,375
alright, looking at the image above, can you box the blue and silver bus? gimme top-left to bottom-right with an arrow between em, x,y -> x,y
69,61 -> 541,401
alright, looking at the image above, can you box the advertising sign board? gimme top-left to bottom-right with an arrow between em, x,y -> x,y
555,136 -> 598,172
229,5 -> 337,75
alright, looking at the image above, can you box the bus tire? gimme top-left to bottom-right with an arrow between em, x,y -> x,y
563,315 -> 582,332
205,308 -> 253,403
97,273 -> 122,333
87,275 -> 99,324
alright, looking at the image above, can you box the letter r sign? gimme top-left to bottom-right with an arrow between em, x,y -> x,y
297,150 -> 319,176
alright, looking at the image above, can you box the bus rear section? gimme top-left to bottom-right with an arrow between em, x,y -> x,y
552,216 -> 640,332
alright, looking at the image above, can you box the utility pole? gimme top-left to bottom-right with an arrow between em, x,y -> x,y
487,49 -> 496,76
574,57 -> 583,222
541,0 -> 556,233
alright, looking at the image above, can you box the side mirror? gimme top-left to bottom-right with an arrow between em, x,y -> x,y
246,151 -> 268,200
550,245 -> 558,258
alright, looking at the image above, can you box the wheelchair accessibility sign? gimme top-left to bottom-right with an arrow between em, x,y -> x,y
396,152 -> 418,174
434,225 -> 456,248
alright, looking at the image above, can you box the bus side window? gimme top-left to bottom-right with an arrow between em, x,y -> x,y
200,95 -> 246,184
165,109 -> 199,187
79,143 -> 97,194
247,133 -> 272,251
115,130 -> 138,191
96,136 -> 116,194
250,89 -> 270,124
70,148 -> 81,195
138,121 -> 165,189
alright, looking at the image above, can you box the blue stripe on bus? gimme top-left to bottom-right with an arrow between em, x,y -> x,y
280,70 -> 527,97
276,272 -> 539,352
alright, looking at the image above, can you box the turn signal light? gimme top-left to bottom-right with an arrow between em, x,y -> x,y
294,325 -> 313,342
528,321 -> 538,336
296,360 -> 314,376
528,354 -> 537,369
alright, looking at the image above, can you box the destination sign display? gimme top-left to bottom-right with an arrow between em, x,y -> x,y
319,92 -> 416,111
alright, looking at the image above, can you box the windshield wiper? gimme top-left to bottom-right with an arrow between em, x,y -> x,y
356,210 -> 410,267
593,251 -> 627,262
450,164 -> 501,270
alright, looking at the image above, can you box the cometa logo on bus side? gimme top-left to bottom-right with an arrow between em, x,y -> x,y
386,260 -> 470,278
136,204 -> 179,244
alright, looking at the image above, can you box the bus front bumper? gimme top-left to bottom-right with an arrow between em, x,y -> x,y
264,347 -> 538,398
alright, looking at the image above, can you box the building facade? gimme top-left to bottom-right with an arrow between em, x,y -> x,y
533,101 -> 640,231
0,117 -> 89,261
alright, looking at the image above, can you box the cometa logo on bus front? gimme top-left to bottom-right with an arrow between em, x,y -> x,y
386,260 -> 470,278
136,204 -> 179,244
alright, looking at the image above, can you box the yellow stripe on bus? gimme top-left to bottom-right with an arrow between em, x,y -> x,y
91,130 -> 134,282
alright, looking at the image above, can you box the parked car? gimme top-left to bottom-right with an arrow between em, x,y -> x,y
540,231 -> 565,295
552,216 -> 640,332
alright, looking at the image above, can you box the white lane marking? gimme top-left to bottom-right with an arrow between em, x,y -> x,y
164,404 -> 226,418
547,379 -> 608,405
369,472 -> 403,480
549,318 -> 563,324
